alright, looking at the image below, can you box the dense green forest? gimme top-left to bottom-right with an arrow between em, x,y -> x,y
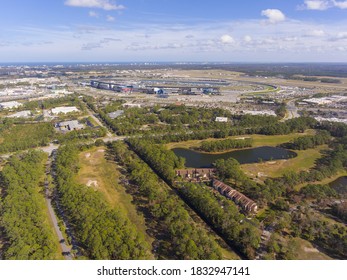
24,95 -> 84,111
54,144 -> 149,259
126,131 -> 347,259
0,151 -> 58,259
290,206 -> 347,258
0,122 -> 54,153
126,139 -> 263,259
55,126 -> 107,143
180,183 -> 261,259
108,141 -> 224,260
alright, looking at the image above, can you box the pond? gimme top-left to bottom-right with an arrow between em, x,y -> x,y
329,177 -> 347,195
172,146 -> 297,168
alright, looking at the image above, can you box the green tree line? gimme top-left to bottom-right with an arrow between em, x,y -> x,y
199,138 -> 253,152
54,144 -> 149,259
0,122 -> 54,154
0,151 -> 58,259
281,131 -> 331,150
108,141 -> 223,260
180,183 -> 261,259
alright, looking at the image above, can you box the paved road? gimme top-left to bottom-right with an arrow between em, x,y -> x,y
0,144 -> 60,159
44,157 -> 73,259
283,99 -> 300,121
84,106 -> 113,137
40,143 -> 60,155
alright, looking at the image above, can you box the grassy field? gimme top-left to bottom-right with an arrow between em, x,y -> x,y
242,145 -> 327,179
294,238 -> 332,260
294,170 -> 347,191
166,130 -> 316,151
75,147 -> 154,258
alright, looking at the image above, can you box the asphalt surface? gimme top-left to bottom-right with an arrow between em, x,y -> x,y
44,157 -> 73,260
284,99 -> 300,120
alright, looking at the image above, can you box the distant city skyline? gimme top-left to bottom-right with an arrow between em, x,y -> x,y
1,0 -> 347,62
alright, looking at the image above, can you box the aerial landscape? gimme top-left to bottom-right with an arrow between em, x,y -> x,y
0,1 -> 347,262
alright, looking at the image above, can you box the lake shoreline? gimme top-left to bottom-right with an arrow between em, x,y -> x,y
173,146 -> 297,168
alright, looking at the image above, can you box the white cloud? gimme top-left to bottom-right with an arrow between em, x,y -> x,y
220,34 -> 234,44
81,42 -> 102,51
261,9 -> 286,24
303,0 -> 331,10
106,15 -> 115,22
336,32 -> 347,39
301,0 -> 347,10
65,0 -> 125,11
307,29 -> 326,37
244,35 -> 252,43
100,37 -> 121,43
333,0 -> 347,9
4,17 -> 347,62
89,11 -> 99,17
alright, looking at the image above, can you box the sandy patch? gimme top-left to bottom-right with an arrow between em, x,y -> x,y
257,172 -> 267,177
86,180 -> 98,188
304,247 -> 319,253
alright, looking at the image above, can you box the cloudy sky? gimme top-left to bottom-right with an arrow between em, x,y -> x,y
1,0 -> 347,62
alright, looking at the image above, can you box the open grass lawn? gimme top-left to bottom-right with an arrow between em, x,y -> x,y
294,238 -> 332,260
165,130 -> 315,151
294,170 -> 347,191
242,145 -> 327,179
251,130 -> 315,146
76,147 -> 154,258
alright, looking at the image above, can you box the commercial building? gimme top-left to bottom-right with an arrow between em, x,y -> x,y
51,106 -> 79,115
0,101 -> 22,110
123,103 -> 141,109
215,117 -> 228,122
56,120 -> 85,131
7,110 -> 32,118
107,110 -> 124,119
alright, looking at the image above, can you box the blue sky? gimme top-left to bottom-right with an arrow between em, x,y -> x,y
1,0 -> 347,62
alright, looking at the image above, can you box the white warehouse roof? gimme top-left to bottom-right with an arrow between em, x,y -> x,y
215,117 -> 228,122
51,106 -> 79,114
0,101 -> 22,109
